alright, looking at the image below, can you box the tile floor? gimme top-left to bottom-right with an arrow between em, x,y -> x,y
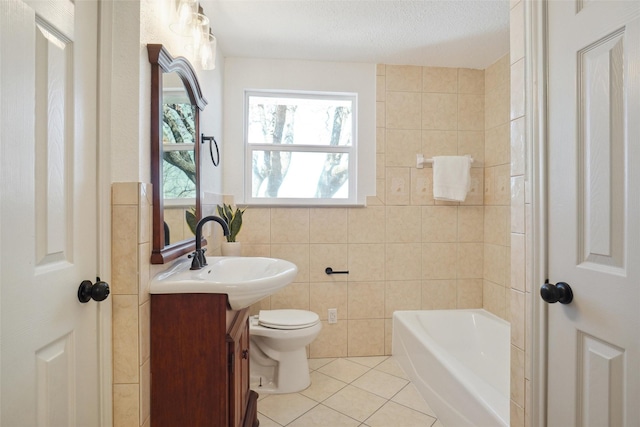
254,356 -> 443,427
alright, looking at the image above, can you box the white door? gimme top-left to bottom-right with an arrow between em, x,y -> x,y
547,0 -> 640,425
0,0 -> 103,426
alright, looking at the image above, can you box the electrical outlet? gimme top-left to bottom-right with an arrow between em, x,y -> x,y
328,308 -> 338,324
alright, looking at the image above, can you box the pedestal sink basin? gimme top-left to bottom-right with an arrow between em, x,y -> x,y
150,256 -> 298,309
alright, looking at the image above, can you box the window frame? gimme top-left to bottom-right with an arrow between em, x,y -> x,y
243,89 -> 358,206
162,142 -> 196,207
161,94 -> 197,207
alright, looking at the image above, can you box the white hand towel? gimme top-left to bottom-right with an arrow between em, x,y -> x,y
432,155 -> 472,202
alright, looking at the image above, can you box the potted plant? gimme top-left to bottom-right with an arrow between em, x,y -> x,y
217,203 -> 246,256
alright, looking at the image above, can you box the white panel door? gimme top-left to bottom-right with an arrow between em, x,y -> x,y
547,0 -> 640,425
0,0 -> 102,426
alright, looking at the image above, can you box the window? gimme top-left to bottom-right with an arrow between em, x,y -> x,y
162,93 -> 196,207
245,90 -> 357,205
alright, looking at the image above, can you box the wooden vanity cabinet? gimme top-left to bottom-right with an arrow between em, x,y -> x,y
150,293 -> 258,427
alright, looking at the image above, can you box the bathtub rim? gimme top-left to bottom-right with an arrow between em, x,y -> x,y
392,308 -> 510,427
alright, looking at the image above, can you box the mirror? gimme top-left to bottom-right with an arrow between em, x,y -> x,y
162,73 -> 196,245
148,44 -> 207,264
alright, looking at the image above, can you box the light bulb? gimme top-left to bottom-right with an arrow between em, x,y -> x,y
191,13 -> 209,51
175,0 -> 197,33
201,34 -> 217,70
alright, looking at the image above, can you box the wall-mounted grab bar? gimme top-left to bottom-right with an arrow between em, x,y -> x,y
325,267 -> 349,275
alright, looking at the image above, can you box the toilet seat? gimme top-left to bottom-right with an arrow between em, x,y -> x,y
258,309 -> 320,330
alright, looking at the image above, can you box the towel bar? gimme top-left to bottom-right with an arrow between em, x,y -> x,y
416,154 -> 475,169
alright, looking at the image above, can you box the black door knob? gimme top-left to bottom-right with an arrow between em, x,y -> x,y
540,280 -> 573,304
78,277 -> 110,303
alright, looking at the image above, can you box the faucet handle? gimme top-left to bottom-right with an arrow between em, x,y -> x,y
189,248 -> 208,270
189,250 -> 203,270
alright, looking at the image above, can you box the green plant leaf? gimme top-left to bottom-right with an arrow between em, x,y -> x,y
185,207 -> 197,235
228,210 -> 243,242
216,204 -> 246,242
223,204 -> 234,224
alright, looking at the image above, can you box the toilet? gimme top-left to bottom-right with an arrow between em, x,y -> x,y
249,309 -> 322,394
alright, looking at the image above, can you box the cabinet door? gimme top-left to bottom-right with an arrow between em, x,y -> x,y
228,309 -> 250,427
239,321 -> 250,413
151,294 -> 228,427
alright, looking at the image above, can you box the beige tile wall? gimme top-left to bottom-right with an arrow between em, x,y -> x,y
112,182 -> 152,427
246,63 -> 513,358
163,206 -> 194,244
510,1 -> 531,426
483,55 -> 512,319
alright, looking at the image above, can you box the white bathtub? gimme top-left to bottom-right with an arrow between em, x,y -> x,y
392,309 -> 510,427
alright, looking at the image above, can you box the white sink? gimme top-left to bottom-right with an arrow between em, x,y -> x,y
150,256 -> 298,309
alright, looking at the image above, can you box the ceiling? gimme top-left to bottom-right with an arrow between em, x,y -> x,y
203,0 -> 510,69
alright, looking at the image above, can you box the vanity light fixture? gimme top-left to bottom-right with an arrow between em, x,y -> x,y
171,0 -> 218,70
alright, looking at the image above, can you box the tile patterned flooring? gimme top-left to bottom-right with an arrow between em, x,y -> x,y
254,356 -> 443,427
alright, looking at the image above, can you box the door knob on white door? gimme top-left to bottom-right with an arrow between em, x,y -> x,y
78,277 -> 110,303
540,280 -> 573,304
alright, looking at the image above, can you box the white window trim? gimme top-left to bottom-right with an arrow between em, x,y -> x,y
223,58 -> 376,207
162,142 -> 196,205
243,89 -> 358,206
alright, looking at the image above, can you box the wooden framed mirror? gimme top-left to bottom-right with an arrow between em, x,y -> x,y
148,44 -> 207,264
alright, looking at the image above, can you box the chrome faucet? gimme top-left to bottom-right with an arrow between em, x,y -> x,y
190,215 -> 230,270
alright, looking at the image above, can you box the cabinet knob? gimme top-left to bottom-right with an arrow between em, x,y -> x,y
242,349 -> 249,359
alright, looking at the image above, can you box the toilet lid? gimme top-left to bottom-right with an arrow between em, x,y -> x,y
258,309 -> 320,330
